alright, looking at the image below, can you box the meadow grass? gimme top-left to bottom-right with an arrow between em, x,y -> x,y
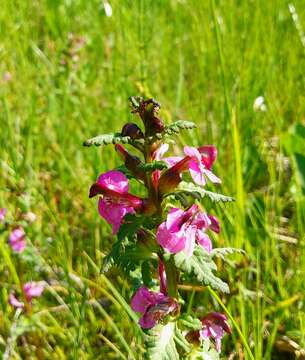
0,0 -> 305,358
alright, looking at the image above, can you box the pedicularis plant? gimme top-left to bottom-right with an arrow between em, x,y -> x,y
84,97 -> 238,359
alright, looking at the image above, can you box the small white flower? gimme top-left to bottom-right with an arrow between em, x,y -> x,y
23,211 -> 37,223
104,2 -> 112,17
253,96 -> 267,112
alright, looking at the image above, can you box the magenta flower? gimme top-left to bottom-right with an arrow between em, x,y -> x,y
151,143 -> 169,189
156,205 -> 219,257
0,208 -> 7,222
89,170 -> 143,234
131,287 -> 178,329
184,146 -> 221,186
9,293 -> 25,308
9,227 -> 26,253
199,312 -> 231,352
160,145 -> 220,188
9,281 -> 45,309
23,282 -> 45,302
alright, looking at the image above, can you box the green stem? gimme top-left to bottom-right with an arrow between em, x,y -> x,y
164,257 -> 179,298
207,286 -> 255,360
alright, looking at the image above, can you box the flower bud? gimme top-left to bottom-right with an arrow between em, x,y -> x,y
121,123 -> 144,139
115,144 -> 145,181
157,157 -> 190,195
131,97 -> 165,136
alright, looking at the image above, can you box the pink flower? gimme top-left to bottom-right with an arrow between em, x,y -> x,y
156,205 -> 219,257
199,312 -> 231,352
160,145 -> 220,188
9,293 -> 25,308
152,143 -> 169,189
184,146 -> 221,186
9,281 -> 45,309
9,227 -> 26,253
23,282 -> 45,302
0,208 -> 7,222
131,287 -> 178,329
89,170 -> 143,234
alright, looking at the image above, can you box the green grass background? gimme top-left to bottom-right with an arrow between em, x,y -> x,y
1,0 -> 305,358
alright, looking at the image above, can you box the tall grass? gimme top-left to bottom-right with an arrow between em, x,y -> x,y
0,0 -> 304,358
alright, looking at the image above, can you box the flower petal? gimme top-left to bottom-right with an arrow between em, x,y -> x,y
196,230 -> 212,253
97,170 -> 129,194
204,169 -> 221,184
98,198 -> 134,234
131,287 -> 152,313
154,143 -> 169,160
156,222 -> 186,253
189,160 -> 206,186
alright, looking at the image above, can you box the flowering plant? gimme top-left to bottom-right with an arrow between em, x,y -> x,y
85,97 -> 237,359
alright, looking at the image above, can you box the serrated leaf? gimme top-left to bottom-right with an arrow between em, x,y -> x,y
177,182 -> 235,203
83,133 -> 132,146
164,120 -> 197,136
179,315 -> 202,331
174,246 -> 229,293
145,322 -> 179,360
174,326 -> 192,354
211,247 -> 245,260
138,161 -> 168,172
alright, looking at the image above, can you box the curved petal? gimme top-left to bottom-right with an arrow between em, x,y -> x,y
184,146 -> 202,162
163,156 -> 183,167
204,169 -> 221,184
189,160 -> 206,186
198,145 -> 217,169
98,198 -> 134,234
97,170 -> 129,193
166,208 -> 185,231
208,215 -> 220,233
131,287 -> 152,313
196,230 -> 212,253
183,226 -> 196,257
156,222 -> 186,253
154,143 -> 169,160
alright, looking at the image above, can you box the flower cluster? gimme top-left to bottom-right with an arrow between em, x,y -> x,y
86,97 -> 233,357
0,208 -> 44,311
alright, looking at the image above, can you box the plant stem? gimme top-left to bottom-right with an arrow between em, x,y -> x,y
164,257 -> 179,298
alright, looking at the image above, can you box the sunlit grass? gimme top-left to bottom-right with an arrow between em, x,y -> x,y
0,0 -> 305,358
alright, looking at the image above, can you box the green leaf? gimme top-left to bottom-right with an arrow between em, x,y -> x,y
211,247 -> 245,260
102,215 -> 154,274
179,315 -> 202,331
174,246 -> 229,293
177,182 -> 235,203
164,120 -> 197,136
83,132 -> 133,146
145,322 -> 179,360
174,326 -> 192,354
138,161 -> 168,172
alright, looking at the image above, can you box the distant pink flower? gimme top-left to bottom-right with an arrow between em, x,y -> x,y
156,205 -> 219,257
9,227 -> 26,253
131,287 -> 178,329
9,281 -> 45,309
9,293 -> 24,308
0,208 -> 7,222
199,312 -> 231,352
89,170 -> 143,234
23,282 -> 45,302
